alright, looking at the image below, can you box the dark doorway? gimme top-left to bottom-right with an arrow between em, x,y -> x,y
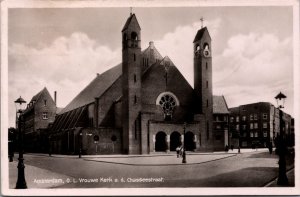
155,131 -> 167,152
170,131 -> 181,151
185,131 -> 195,151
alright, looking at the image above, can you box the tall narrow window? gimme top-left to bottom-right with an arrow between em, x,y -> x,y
206,122 -> 209,140
206,62 -> 208,70
134,74 -> 137,83
199,133 -> 202,146
134,119 -> 137,140
206,81 -> 208,88
133,54 -> 136,61
134,95 -> 137,104
206,99 -> 209,107
44,100 -> 47,106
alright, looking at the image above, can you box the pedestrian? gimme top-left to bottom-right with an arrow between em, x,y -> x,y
176,146 -> 180,158
230,144 -> 234,151
225,145 -> 229,152
268,142 -> 273,154
179,146 -> 184,157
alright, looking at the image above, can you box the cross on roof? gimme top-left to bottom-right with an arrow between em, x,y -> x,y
200,17 -> 204,28
130,7 -> 133,15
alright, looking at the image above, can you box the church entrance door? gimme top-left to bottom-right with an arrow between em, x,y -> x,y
185,132 -> 195,151
155,131 -> 167,152
170,131 -> 181,151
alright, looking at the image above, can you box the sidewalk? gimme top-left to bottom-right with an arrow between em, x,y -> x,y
84,153 -> 238,166
265,168 -> 295,187
9,160 -> 73,189
25,148 -> 268,159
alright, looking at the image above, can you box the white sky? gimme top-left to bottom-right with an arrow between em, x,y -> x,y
7,6 -> 295,127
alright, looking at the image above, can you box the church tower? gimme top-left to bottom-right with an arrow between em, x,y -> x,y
193,26 -> 214,149
121,13 -> 142,154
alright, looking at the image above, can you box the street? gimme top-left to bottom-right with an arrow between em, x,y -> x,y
9,149 -> 294,188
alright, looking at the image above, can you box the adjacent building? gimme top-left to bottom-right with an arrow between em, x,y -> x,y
49,13 -> 215,155
229,102 -> 294,148
213,95 -> 230,151
22,87 -> 58,152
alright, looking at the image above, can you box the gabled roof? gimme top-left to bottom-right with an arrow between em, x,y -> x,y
56,107 -> 63,114
213,95 -> 230,114
30,87 -> 46,102
59,44 -> 162,114
193,27 -> 211,43
59,64 -> 122,114
23,87 -> 52,114
122,13 -> 141,32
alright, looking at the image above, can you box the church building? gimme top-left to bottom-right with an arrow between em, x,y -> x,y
50,13 -> 214,155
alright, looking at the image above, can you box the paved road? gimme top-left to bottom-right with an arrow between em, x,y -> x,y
9,150 -> 294,188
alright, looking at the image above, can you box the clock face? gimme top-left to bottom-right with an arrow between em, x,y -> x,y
203,49 -> 210,57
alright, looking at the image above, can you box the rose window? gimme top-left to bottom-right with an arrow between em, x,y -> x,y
159,94 -> 176,120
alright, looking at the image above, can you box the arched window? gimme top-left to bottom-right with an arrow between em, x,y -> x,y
123,33 -> 128,48
123,33 -> 128,41
131,32 -> 138,48
156,92 -> 179,121
204,43 -> 209,50
195,44 -> 201,57
131,32 -> 138,40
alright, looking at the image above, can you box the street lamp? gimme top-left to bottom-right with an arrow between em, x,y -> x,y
274,92 -> 288,186
14,96 -> 27,189
182,122 -> 187,163
48,135 -> 52,157
79,132 -> 82,158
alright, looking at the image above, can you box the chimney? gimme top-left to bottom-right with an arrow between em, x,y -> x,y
54,91 -> 57,105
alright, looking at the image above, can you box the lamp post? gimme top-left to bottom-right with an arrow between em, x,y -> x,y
274,92 -> 289,186
79,132 -> 82,158
182,122 -> 187,163
14,96 -> 27,189
48,135 -> 52,157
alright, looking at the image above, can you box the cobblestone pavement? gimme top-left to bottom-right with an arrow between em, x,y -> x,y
7,149 -> 294,189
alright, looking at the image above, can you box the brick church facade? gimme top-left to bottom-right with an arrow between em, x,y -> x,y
50,13 -> 215,154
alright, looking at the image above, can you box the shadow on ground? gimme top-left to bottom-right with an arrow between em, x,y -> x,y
136,167 -> 285,187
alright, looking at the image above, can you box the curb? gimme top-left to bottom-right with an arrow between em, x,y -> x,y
263,167 -> 295,187
83,154 -> 237,166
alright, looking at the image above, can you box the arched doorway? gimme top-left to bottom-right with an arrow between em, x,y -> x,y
185,131 -> 195,151
155,131 -> 167,152
170,131 -> 181,151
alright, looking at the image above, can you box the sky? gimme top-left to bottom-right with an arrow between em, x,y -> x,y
7,6 -> 294,127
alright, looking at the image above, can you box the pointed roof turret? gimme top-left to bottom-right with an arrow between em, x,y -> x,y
122,13 -> 141,32
193,27 -> 211,43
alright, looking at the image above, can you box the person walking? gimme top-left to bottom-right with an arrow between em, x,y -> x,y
176,146 -> 180,158
268,141 -> 273,154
